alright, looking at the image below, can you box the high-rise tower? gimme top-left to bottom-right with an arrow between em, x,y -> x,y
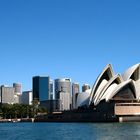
55,78 -> 71,110
33,76 -> 52,101
72,83 -> 80,109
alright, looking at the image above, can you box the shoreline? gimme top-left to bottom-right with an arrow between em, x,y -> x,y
0,118 -> 34,123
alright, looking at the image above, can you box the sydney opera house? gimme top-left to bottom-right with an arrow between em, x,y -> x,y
36,63 -> 140,122
73,63 -> 140,122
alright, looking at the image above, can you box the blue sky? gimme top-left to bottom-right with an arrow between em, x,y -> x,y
0,0 -> 140,91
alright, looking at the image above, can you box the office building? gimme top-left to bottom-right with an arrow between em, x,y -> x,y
13,83 -> 22,95
55,78 -> 71,110
1,85 -> 21,104
49,79 -> 54,99
1,85 -> 15,104
59,91 -> 70,110
72,83 -> 80,109
13,83 -> 22,103
33,76 -> 52,101
21,91 -> 33,105
82,84 -> 90,92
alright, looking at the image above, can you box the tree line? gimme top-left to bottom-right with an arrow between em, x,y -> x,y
0,103 -> 47,119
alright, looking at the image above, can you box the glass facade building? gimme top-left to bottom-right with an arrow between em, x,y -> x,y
33,76 -> 52,101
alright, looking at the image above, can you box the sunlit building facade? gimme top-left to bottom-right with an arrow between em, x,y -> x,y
55,78 -> 71,110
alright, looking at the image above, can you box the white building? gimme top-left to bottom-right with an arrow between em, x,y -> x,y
1,84 -> 21,104
55,78 -> 71,109
59,91 -> 70,111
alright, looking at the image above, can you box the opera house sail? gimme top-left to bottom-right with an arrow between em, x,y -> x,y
76,63 -> 140,122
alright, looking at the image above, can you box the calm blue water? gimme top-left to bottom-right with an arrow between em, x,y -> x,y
0,122 -> 140,140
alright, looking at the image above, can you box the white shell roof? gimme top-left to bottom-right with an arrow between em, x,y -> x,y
105,79 -> 136,102
87,63 -> 140,107
94,74 -> 123,106
89,64 -> 114,105
122,63 -> 140,81
93,79 -> 108,105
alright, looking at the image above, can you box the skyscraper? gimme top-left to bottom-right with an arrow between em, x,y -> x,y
82,84 -> 90,92
59,92 -> 70,110
49,79 -> 53,100
13,83 -> 22,103
33,76 -> 52,101
55,78 -> 71,110
72,83 -> 80,109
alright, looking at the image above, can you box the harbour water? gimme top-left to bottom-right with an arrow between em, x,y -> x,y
0,122 -> 140,140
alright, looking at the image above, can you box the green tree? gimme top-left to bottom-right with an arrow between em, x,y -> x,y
0,104 -> 35,119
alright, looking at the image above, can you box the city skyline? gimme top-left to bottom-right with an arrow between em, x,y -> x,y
0,0 -> 140,91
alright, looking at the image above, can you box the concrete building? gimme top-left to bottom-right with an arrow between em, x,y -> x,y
13,83 -> 22,103
59,92 -> 70,110
55,78 -> 71,110
72,83 -> 80,109
82,84 -> 90,92
49,79 -> 54,100
21,91 -> 33,105
0,83 -> 21,104
1,85 -> 15,104
33,76 -> 52,101
13,83 -> 22,95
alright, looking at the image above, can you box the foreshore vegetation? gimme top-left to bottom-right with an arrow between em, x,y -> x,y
0,103 -> 47,119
